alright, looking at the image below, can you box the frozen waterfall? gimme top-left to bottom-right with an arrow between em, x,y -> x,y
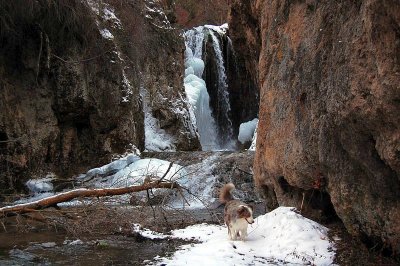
184,26 -> 219,150
183,24 -> 235,151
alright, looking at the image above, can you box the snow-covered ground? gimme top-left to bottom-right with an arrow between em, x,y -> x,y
137,207 -> 336,265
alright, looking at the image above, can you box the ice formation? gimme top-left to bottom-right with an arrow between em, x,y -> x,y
238,118 -> 258,144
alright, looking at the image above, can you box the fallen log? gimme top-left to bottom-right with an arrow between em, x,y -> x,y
0,181 -> 180,218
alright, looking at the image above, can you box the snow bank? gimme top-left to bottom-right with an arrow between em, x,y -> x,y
154,207 -> 335,265
238,118 -> 258,144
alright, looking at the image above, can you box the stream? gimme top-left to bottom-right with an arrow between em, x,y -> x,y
0,208 -> 222,265
0,151 -> 258,265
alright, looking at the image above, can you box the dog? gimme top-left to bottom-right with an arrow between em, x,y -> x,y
219,183 -> 254,241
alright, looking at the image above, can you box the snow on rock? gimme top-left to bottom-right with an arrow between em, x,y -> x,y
85,154 -> 219,209
26,176 -> 54,194
154,207 -> 335,266
144,0 -> 172,30
99,28 -> 114,40
141,87 -> 176,151
204,23 -> 229,35
249,121 -> 258,151
121,69 -> 133,102
85,153 -> 140,179
103,158 -> 185,188
132,224 -> 169,240
102,7 -> 122,29
63,239 -> 84,246
238,118 -> 258,144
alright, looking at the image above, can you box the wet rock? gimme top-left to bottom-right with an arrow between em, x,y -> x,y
9,249 -> 40,262
230,0 -> 400,256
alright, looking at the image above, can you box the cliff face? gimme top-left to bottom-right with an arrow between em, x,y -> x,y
0,0 -> 199,192
230,0 -> 400,255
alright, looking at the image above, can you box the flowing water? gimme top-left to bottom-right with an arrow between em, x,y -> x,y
208,30 -> 234,148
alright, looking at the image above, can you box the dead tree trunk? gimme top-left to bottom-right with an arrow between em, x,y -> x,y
0,181 -> 180,218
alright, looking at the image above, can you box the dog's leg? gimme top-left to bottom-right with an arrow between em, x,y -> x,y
240,229 -> 247,241
230,228 -> 237,240
228,226 -> 233,240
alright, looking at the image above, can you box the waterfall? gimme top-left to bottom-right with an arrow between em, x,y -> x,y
183,24 -> 235,151
208,31 -> 235,148
184,27 -> 219,151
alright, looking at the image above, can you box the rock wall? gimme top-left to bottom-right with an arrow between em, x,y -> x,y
230,0 -> 400,255
0,0 -> 199,192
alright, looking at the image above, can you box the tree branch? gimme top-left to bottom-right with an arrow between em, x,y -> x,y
0,181 -> 180,218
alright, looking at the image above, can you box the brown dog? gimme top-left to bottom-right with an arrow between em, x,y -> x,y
219,183 -> 254,241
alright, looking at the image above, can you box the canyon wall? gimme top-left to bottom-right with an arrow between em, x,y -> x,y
0,0 -> 199,193
230,0 -> 400,255
173,0 -> 229,28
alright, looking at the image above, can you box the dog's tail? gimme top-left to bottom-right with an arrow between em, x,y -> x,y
219,183 -> 235,204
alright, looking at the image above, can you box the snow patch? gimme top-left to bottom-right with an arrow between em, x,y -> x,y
132,224 -> 169,240
100,28 -> 114,40
153,207 -> 336,266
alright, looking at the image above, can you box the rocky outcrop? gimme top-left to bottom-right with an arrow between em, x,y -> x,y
230,0 -> 400,256
0,0 -> 199,193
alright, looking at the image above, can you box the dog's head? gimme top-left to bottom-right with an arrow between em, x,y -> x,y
237,205 -> 254,224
